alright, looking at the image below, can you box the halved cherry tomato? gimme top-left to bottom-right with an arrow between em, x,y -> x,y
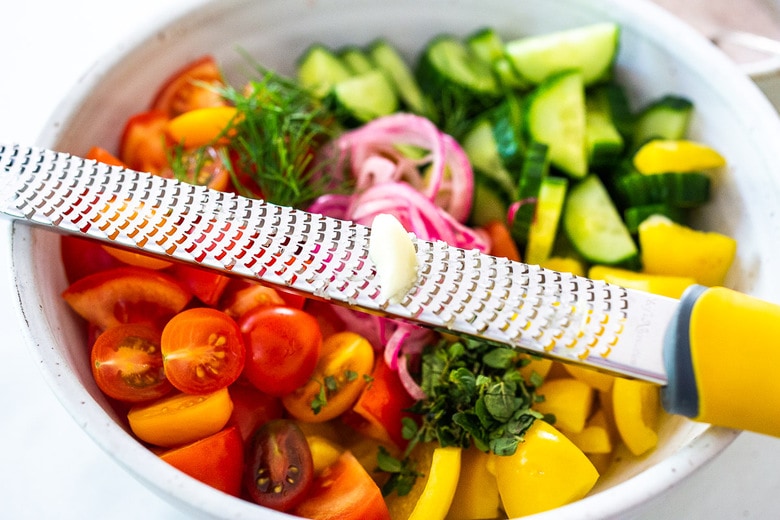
342,360 -> 416,450
160,425 -> 244,497
239,306 -> 322,397
85,146 -> 126,167
159,145 -> 232,192
91,323 -> 172,403
220,279 -> 286,321
227,381 -> 285,443
151,55 -> 226,118
62,266 -> 192,330
161,308 -> 245,395
292,450 -> 391,520
282,332 -> 375,423
60,235 -> 123,283
169,263 -> 231,306
101,245 -> 174,270
128,387 -> 234,447
244,419 -> 314,512
119,110 -> 171,174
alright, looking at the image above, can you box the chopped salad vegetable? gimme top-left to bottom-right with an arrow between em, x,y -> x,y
60,21 -> 736,519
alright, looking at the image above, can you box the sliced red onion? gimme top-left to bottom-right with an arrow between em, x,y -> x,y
398,354 -> 426,401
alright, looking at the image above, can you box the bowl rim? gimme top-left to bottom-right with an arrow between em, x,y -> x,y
13,0 -> 776,517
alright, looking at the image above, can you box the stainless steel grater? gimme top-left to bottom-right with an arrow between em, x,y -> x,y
0,142 -> 674,384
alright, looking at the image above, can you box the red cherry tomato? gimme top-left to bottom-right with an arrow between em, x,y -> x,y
292,451 -> 391,520
220,279 -> 286,321
119,110 -> 171,174
239,306 -> 322,397
62,266 -> 192,330
90,323 -> 172,402
161,307 -> 245,395
244,419 -> 314,512
151,55 -> 227,118
159,425 -> 244,497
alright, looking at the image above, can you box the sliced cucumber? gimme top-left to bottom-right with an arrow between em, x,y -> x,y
600,83 -> 635,139
339,46 -> 375,75
526,176 -> 569,265
505,23 -> 620,85
624,204 -> 687,234
297,44 -> 353,98
510,141 -> 549,246
368,40 -> 430,116
461,118 -> 517,197
466,27 -> 505,64
524,70 -> 588,178
633,95 -> 693,146
586,88 -> 624,168
470,174 -> 511,227
614,172 -> 711,208
329,69 -> 399,126
563,174 -> 638,266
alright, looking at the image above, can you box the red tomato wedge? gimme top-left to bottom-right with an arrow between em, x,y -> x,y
119,110 -> 171,174
62,266 -> 191,330
60,235 -> 124,283
292,451 -> 391,520
168,263 -> 231,306
151,55 -> 227,118
159,425 -> 244,497
227,381 -> 285,443
343,360 -> 416,450
101,245 -> 174,271
91,322 -> 172,403
239,306 -> 322,397
85,146 -> 126,167
161,308 -> 245,395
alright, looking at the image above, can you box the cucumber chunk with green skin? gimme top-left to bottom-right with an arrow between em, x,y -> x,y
466,27 -> 505,64
563,174 -> 638,266
462,119 -> 518,198
632,95 -> 693,146
510,141 -> 550,247
624,204 -> 687,234
369,40 -> 430,116
614,172 -> 711,208
526,176 -> 569,265
586,88 -> 625,168
297,44 -> 353,98
505,23 -> 620,86
329,69 -> 398,126
339,46 -> 375,75
525,70 -> 588,178
470,175 -> 512,227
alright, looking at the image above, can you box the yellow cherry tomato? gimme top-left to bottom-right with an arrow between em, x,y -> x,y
612,377 -> 660,456
493,420 -> 599,517
127,387 -> 233,447
166,105 -> 239,148
633,139 -> 726,174
282,331 -> 374,422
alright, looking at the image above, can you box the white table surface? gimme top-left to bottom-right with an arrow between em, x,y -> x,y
2,1 -> 780,519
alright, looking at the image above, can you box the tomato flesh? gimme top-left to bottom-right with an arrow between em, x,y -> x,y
239,306 -> 322,397
151,55 -> 226,117
62,266 -> 192,330
227,381 -> 285,443
160,425 -> 244,497
244,419 -> 314,512
292,451 -> 391,520
91,323 -> 172,403
60,235 -> 123,283
119,110 -> 171,174
161,308 -> 245,395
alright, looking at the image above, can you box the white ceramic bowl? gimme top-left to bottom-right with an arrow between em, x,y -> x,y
11,0 -> 780,518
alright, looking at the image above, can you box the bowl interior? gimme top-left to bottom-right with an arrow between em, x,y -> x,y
13,0 -> 780,518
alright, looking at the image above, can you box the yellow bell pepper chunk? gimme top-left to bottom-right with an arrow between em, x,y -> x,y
562,363 -> 615,392
493,420 -> 599,517
534,378 -> 594,433
540,256 -> 586,277
385,443 -> 461,520
589,264 -> 696,299
638,215 -> 736,287
166,105 -> 239,148
612,377 -> 660,456
306,435 -> 343,474
633,139 -> 726,174
519,354 -> 554,382
445,447 -> 501,520
565,409 -> 613,454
